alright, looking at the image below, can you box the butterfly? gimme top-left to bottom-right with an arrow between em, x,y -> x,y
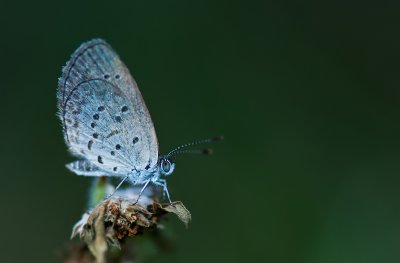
57,39 -> 222,202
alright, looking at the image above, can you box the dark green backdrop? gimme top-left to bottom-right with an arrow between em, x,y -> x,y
1,0 -> 400,262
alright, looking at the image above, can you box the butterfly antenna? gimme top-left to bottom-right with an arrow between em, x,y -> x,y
167,136 -> 224,158
171,148 -> 214,156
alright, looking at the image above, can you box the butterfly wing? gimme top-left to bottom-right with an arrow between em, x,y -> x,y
57,39 -> 159,175
66,159 -> 105,176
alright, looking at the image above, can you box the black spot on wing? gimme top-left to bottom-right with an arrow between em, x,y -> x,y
88,140 -> 93,150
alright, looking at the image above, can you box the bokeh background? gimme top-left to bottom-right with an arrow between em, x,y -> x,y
1,0 -> 400,262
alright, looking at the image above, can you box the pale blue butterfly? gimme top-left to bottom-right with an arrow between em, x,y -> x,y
57,39 -> 222,202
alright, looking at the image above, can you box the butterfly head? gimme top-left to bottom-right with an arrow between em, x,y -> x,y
158,156 -> 176,176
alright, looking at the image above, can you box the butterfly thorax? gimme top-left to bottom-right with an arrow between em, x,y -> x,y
128,167 -> 161,185
129,156 -> 175,183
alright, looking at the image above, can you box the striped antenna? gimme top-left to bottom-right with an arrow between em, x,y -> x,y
166,136 -> 224,158
170,148 -> 213,156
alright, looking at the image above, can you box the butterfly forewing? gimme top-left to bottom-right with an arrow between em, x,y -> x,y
57,39 -> 159,175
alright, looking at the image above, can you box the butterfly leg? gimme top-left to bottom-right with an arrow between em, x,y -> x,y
104,174 -> 129,200
154,179 -> 172,203
133,179 -> 152,204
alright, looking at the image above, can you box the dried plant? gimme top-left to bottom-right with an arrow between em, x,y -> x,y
62,178 -> 190,263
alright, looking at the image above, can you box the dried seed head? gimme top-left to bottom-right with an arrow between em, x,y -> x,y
71,188 -> 191,258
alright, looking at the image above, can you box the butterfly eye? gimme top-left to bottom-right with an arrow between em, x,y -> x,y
161,159 -> 171,174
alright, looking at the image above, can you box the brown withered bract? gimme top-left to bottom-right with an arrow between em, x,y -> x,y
69,191 -> 190,262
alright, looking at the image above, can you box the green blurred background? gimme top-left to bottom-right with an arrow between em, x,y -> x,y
1,0 -> 400,262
